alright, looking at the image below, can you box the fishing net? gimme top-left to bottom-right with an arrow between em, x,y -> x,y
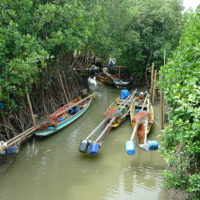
132,110 -> 150,123
39,115 -> 58,129
104,108 -> 118,118
104,106 -> 126,118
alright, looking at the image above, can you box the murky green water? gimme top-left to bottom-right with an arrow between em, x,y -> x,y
0,78 -> 169,200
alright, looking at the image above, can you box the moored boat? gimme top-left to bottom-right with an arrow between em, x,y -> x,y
130,93 -> 154,142
105,95 -> 132,128
95,72 -> 114,85
96,72 -> 130,88
35,94 -> 94,137
126,92 -> 158,155
79,89 -> 137,155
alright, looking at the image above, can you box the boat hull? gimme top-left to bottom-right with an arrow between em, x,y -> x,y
130,96 -> 154,143
105,96 -> 132,128
96,72 -> 130,88
35,98 -> 92,136
96,73 -> 114,85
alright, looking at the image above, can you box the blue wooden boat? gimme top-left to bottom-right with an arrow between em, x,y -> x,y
35,95 -> 94,136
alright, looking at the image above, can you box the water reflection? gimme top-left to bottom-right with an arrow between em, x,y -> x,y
88,77 -> 97,86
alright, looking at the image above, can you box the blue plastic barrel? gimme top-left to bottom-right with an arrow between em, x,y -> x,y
121,89 -> 129,100
5,145 -> 19,155
147,141 -> 159,150
89,143 -> 99,156
125,141 -> 135,155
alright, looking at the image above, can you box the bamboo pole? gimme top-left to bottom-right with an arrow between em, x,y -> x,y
2,125 -> 40,150
57,69 -> 69,103
25,85 -> 36,126
6,125 -> 39,144
150,62 -> 154,95
152,70 -> 157,103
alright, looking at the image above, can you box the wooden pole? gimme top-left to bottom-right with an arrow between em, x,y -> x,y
25,85 -> 36,126
150,62 -> 154,95
119,66 -> 121,79
164,50 -> 166,66
152,70 -> 157,103
61,68 -> 71,100
160,75 -> 164,130
6,125 -> 39,144
160,49 -> 166,129
57,69 -> 69,103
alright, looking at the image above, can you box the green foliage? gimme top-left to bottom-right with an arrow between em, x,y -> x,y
0,0 -> 184,112
159,7 -> 200,199
87,0 -> 183,79
0,0 -> 95,112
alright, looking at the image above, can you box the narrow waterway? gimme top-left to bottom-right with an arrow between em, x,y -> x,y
0,78 -> 169,200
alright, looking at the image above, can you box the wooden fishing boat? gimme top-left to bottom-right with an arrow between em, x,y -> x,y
105,96 -> 132,128
130,94 -> 154,144
96,72 -> 130,88
79,89 -> 137,155
95,72 -> 114,85
35,95 -> 94,137
126,93 -> 158,155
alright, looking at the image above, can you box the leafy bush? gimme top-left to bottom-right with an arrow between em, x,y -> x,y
159,7 -> 200,199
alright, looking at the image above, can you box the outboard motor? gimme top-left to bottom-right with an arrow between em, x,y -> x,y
125,141 -> 135,155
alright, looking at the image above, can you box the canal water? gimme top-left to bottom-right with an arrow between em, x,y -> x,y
0,78 -> 170,200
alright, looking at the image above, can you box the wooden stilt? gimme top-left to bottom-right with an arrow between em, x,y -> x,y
57,69 -> 69,103
25,85 -> 36,126
160,49 -> 166,129
61,68 -> 71,100
150,62 -> 154,96
160,77 -> 164,130
152,70 -> 157,103
164,50 -> 166,66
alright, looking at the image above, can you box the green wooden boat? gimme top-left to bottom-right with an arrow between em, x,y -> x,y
35,95 -> 93,136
